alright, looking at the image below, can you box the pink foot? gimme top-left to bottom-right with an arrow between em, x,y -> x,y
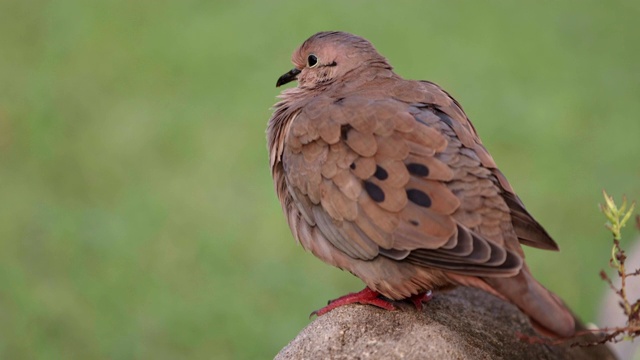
310,287 -> 395,317
409,290 -> 433,311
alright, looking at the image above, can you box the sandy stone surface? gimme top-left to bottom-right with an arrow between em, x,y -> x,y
276,287 -> 615,360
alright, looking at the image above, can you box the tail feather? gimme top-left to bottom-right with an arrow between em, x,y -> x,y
484,267 -> 575,338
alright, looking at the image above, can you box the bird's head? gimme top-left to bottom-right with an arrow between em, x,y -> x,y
276,31 -> 392,89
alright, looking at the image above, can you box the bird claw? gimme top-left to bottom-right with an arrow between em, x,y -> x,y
309,287 -> 396,318
309,288 -> 434,318
409,290 -> 433,311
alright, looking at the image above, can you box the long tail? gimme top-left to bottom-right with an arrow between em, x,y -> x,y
484,266 -> 576,338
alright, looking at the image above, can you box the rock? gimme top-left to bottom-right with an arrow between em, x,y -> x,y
276,287 -> 615,360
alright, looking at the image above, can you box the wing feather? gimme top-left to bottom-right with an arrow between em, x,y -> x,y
280,92 -> 540,276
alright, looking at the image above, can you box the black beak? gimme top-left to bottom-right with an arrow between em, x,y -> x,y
276,68 -> 301,87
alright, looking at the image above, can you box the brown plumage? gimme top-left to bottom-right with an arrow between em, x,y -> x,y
267,31 -> 575,338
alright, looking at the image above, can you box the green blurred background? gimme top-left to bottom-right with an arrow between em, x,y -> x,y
1,0 -> 639,358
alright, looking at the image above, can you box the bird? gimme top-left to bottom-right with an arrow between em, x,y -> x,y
267,31 -> 575,338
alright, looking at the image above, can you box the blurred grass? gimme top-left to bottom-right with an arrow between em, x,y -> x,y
0,0 -> 639,358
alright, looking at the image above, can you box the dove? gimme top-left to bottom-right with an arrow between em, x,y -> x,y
267,31 -> 575,338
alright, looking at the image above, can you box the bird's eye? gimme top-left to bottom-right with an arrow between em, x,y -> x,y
307,54 -> 318,68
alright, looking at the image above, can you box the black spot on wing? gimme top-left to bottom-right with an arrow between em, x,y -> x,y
374,166 -> 388,180
340,124 -> 352,140
406,189 -> 431,208
406,163 -> 429,177
364,181 -> 385,202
